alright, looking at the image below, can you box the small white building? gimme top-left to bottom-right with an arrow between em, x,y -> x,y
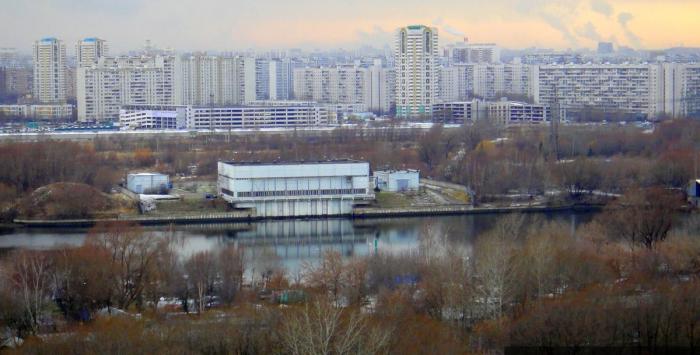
218,160 -> 372,217
127,173 -> 170,194
374,170 -> 420,192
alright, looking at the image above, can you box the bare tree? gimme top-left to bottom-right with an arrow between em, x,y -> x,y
185,251 -> 217,313
217,245 -> 245,306
599,187 -> 681,249
3,250 -> 53,334
472,215 -> 525,319
279,300 -> 391,355
86,221 -> 167,310
303,251 -> 345,305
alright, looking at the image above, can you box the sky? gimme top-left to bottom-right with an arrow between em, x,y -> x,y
1,0 -> 698,54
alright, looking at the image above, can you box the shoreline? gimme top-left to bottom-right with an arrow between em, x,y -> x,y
12,203 -> 604,228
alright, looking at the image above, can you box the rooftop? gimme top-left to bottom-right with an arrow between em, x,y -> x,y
128,172 -> 167,176
221,159 -> 367,166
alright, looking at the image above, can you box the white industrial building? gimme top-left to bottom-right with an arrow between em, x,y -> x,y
119,103 -> 334,130
217,160 -> 373,217
127,173 -> 170,194
374,170 -> 420,192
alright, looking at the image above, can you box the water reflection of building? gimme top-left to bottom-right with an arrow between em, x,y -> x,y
238,219 -> 373,260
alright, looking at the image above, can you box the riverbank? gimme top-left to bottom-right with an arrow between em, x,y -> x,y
12,203 -> 604,228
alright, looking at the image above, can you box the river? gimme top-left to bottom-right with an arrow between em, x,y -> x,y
0,212 -> 594,273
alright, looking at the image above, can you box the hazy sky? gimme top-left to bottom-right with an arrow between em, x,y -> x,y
1,0 -> 698,53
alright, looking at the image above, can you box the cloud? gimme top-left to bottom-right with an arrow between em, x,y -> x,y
576,21 -> 603,42
432,17 -> 466,39
618,12 -> 642,48
590,0 -> 613,17
354,25 -> 393,48
540,12 -> 579,47
618,12 -> 634,26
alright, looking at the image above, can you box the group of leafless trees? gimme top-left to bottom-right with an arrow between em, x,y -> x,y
1,183 -> 698,352
1,118 -> 699,220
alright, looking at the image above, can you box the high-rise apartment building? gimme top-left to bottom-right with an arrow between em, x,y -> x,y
532,64 -> 665,118
286,60 -> 392,115
662,63 -> 700,118
395,25 -> 439,118
179,54 -> 242,106
439,63 -> 532,102
0,48 -> 20,68
77,55 -> 177,121
243,57 -> 270,103
445,40 -> 500,64
368,59 -> 395,114
33,37 -> 66,104
269,59 -> 295,100
76,38 -> 108,67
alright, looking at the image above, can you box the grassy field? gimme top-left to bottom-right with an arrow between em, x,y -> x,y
375,192 -> 413,208
148,198 -> 232,216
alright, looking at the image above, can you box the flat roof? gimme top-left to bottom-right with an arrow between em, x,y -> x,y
128,172 -> 167,176
221,159 -> 367,166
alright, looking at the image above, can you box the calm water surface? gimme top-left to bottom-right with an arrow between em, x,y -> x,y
0,212 -> 594,273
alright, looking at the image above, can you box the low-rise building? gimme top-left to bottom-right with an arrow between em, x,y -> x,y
0,104 -> 73,119
486,101 -> 550,126
119,103 -> 333,130
217,160 -> 372,217
432,100 -> 482,123
127,173 -> 170,194
374,170 -> 420,192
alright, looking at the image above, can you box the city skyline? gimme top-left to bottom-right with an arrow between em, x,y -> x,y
1,0 -> 699,53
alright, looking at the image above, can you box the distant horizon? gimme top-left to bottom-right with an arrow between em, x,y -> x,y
5,40 -> 700,58
2,0 -> 699,54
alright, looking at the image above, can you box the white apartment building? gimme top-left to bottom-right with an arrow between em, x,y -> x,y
76,38 -> 108,67
243,57 -> 270,103
446,41 -> 501,64
0,48 -> 20,68
119,104 -> 333,130
437,62 -> 699,120
368,60 -> 395,114
439,64 -> 474,102
532,64 -> 665,118
33,37 -> 66,104
662,63 -> 700,118
439,63 -> 533,102
292,65 -> 373,112
179,55 -> 242,106
77,55 -> 177,122
395,25 -> 439,118
269,59 -> 295,100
